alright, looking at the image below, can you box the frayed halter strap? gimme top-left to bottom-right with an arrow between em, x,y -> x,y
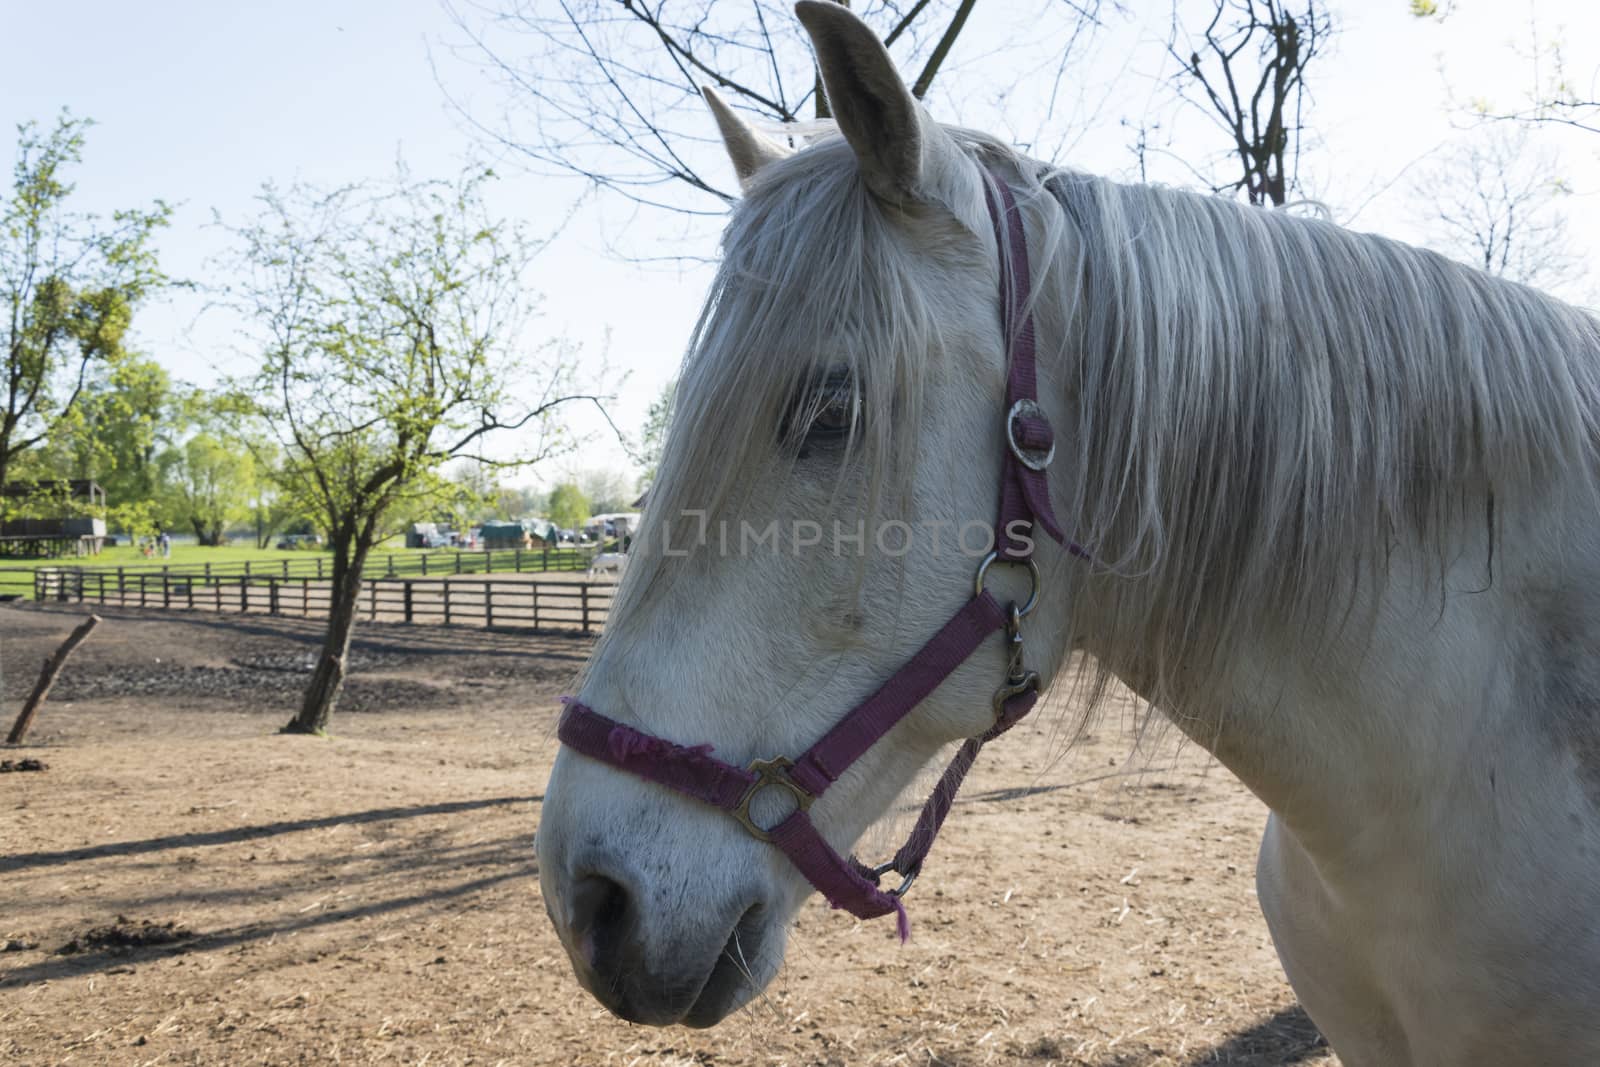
558,165 -> 1086,939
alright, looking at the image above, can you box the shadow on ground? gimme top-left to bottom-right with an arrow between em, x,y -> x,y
1,796 -> 541,990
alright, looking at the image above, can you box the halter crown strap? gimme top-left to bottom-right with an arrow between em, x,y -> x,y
982,172 -> 1089,563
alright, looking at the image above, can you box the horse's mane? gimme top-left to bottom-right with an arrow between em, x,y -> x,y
1002,135 -> 1600,696
599,124 -> 1600,707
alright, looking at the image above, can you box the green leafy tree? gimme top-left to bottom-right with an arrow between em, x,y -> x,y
225,166 -> 601,735
243,440 -> 300,548
445,458 -> 501,529
579,468 -> 632,514
158,389 -> 272,545
1,114 -> 169,503
546,482 -> 589,531
26,354 -> 175,526
164,432 -> 257,545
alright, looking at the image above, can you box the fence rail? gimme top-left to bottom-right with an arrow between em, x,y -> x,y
0,545 -> 597,602
34,570 -> 616,634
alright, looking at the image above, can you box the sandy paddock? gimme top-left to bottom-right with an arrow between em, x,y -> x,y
0,602 -> 1334,1066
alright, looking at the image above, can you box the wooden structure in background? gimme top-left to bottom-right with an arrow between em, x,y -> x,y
0,480 -> 108,558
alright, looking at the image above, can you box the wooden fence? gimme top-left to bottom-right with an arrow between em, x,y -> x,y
34,570 -> 616,634
0,545 -> 596,602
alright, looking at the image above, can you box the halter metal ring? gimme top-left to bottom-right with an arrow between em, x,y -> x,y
732,757 -> 814,843
1006,398 -> 1056,471
868,859 -> 920,898
974,552 -> 1041,617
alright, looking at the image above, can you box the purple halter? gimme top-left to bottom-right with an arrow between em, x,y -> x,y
558,166 -> 1082,938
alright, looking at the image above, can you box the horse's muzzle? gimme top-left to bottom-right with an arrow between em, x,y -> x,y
547,857 -> 769,1027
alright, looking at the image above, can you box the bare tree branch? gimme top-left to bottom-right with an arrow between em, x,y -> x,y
1167,0 -> 1331,207
1413,127 -> 1587,297
439,0 -> 1114,230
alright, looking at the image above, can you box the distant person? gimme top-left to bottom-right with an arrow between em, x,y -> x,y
159,530 -> 171,557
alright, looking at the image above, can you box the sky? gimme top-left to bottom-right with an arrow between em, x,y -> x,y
5,0 -> 1600,492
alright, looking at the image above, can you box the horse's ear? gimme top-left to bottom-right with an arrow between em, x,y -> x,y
795,0 -> 928,203
702,87 -> 793,190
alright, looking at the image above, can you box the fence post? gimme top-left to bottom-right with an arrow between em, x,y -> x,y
317,557 -> 325,580
443,582 -> 452,626
163,574 -> 171,610
582,584 -> 591,633
532,583 -> 539,629
269,579 -> 280,616
455,552 -> 462,575
515,548 -> 522,572
368,580 -> 376,621
117,566 -> 125,599
282,559 -> 289,578
387,554 -> 396,577
245,560 -> 252,578
485,549 -> 492,574
485,580 -> 494,629
140,574 -> 147,609
543,546 -> 550,571
422,554 -> 429,576
205,561 -> 211,582
240,579 -> 248,614
188,578 -> 195,610
404,581 -> 414,624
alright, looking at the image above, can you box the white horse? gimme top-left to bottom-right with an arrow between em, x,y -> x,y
537,4 -> 1600,1061
585,552 -> 628,580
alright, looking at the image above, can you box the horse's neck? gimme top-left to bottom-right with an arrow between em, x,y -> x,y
1069,474 -> 1600,862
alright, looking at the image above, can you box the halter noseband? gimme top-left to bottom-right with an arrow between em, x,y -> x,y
557,166 -> 1082,939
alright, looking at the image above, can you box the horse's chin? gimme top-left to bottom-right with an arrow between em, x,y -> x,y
680,904 -> 782,1027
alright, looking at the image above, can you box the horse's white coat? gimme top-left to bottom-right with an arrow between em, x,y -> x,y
538,3 -> 1600,1059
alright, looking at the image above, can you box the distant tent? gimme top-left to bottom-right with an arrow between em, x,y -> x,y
479,520 -> 534,549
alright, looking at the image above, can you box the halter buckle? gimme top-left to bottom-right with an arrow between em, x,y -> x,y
1006,398 -> 1056,471
732,757 -> 814,843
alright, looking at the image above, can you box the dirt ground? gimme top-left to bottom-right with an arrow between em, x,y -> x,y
0,601 -> 1337,1066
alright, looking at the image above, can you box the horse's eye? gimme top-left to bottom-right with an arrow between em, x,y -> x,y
784,369 -> 858,453
809,384 -> 857,439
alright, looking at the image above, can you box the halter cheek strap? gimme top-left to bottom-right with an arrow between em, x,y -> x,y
557,165 -> 1081,938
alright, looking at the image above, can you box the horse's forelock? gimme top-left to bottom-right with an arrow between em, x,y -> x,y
595,136 -> 951,647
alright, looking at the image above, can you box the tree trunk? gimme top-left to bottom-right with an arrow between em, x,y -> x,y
282,535 -> 368,735
192,517 -> 224,546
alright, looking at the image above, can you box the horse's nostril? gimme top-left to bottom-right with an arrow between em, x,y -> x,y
569,872 -> 632,956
